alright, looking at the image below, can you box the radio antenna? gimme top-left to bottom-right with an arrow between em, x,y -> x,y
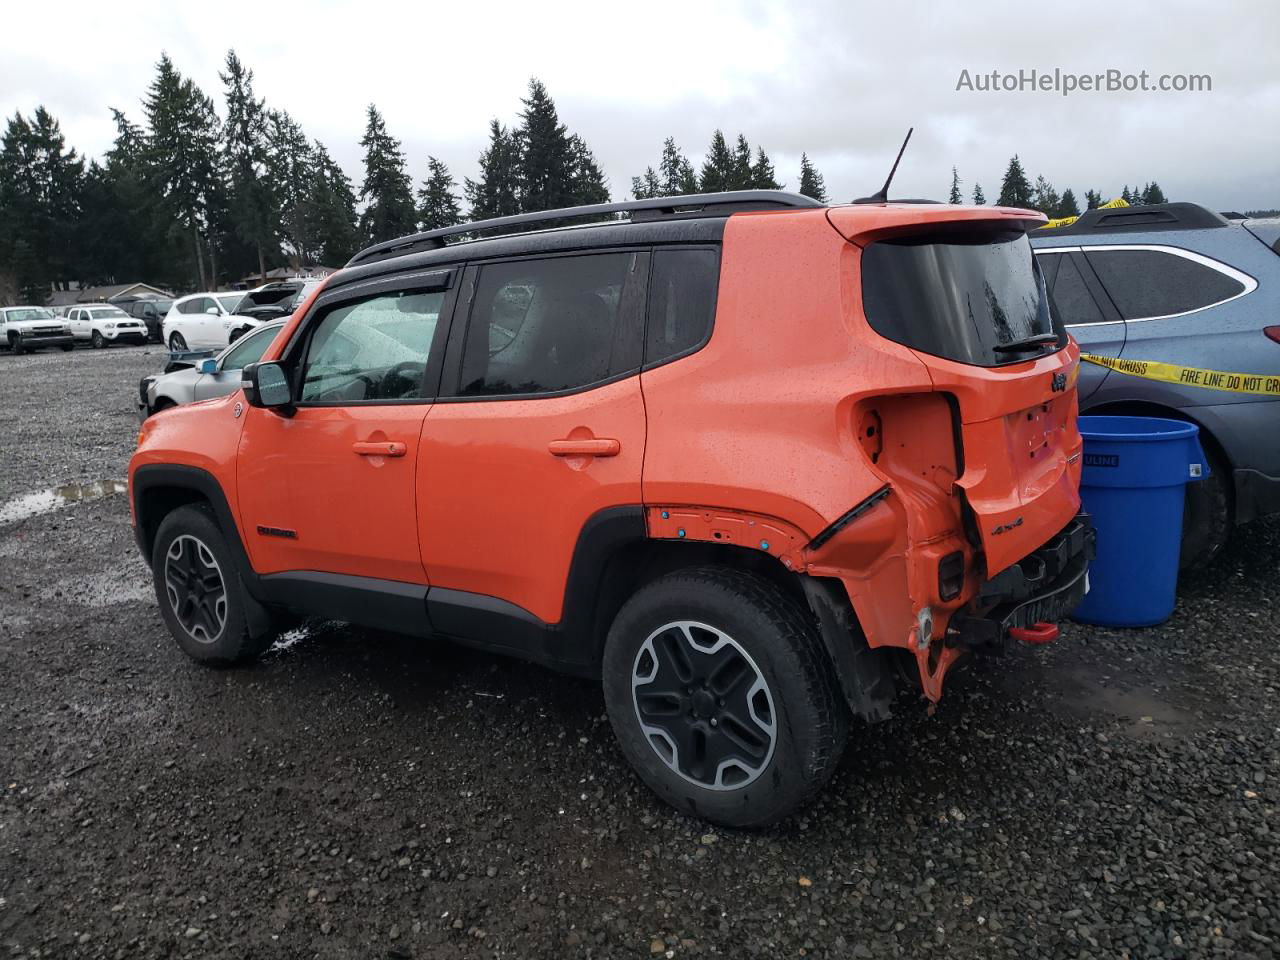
854,128 -> 913,204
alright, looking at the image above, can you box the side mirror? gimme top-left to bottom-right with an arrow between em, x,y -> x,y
241,362 -> 294,413
206,307 -> 219,316
198,358 -> 217,374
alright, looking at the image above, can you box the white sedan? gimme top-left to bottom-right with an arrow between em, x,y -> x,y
161,292 -> 264,351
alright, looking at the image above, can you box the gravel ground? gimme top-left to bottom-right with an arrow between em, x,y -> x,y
1,346 -> 1277,959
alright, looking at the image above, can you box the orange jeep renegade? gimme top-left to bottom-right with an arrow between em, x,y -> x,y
130,190 -> 1094,826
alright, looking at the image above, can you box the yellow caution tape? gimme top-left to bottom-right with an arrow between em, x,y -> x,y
1082,353 -> 1280,396
1038,196 -> 1129,230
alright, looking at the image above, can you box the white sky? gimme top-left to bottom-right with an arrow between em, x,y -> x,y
3,0 -> 1278,210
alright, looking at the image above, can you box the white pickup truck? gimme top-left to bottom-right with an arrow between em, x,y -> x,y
0,306 -> 75,354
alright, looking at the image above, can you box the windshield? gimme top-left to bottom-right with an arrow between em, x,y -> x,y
90,307 -> 129,318
217,293 -> 244,313
5,308 -> 56,322
861,229 -> 1065,367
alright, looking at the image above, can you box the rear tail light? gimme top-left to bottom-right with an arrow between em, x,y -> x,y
1265,325 -> 1280,344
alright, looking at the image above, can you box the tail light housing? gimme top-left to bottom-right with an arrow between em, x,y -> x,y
1265,325 -> 1280,344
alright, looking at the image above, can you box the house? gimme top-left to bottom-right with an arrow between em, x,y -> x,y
46,282 -> 173,308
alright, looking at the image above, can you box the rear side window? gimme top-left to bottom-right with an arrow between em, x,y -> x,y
645,248 -> 718,366
1048,254 -> 1109,326
1084,248 -> 1247,320
862,230 -> 1064,367
455,252 -> 643,397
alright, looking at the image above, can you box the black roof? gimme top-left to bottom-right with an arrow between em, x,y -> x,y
345,190 -> 823,268
1040,202 -> 1230,236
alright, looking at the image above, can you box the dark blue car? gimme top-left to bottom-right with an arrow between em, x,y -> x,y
1031,203 -> 1280,567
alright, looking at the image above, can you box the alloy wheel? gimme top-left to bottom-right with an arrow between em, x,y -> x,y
631,621 -> 777,790
163,534 -> 228,644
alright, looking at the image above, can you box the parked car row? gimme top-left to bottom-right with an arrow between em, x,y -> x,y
3,279 -> 322,355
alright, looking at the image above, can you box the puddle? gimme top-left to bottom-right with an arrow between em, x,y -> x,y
0,479 -> 127,524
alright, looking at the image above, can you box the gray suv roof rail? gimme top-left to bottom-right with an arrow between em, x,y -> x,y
1040,202 -> 1230,237
346,190 -> 825,267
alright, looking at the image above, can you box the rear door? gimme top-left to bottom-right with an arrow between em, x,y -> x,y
235,270 -> 457,583
417,250 -> 648,629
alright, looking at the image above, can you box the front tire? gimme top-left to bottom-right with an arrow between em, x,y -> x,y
602,567 -> 847,828
168,332 -> 188,351
60,343 -> 74,352
90,330 -> 105,349
9,335 -> 25,355
152,504 -> 273,666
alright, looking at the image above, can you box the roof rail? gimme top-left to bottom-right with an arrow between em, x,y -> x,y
346,190 -> 824,267
1040,201 -> 1229,236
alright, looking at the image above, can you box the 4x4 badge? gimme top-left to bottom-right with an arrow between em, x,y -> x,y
1051,372 -> 1067,392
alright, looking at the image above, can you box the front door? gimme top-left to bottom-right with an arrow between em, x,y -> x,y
236,274 -> 457,584
418,251 -> 649,627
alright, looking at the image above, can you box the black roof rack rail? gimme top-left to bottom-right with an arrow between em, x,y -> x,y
346,190 -> 824,267
1040,201 -> 1229,236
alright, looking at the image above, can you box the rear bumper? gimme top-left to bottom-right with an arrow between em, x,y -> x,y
947,512 -> 1096,653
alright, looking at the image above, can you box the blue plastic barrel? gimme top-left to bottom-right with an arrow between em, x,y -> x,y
1071,416 -> 1207,627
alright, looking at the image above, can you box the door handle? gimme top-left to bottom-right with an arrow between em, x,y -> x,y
353,441 -> 407,457
548,438 -> 621,457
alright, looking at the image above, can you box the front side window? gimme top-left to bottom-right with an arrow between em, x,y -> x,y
300,290 -> 443,402
216,293 -> 244,314
180,297 -> 213,315
862,230 -> 1064,366
1084,248 -> 1248,320
220,324 -> 283,371
456,252 -> 641,397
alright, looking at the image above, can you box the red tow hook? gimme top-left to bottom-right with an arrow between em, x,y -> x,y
1009,621 -> 1060,645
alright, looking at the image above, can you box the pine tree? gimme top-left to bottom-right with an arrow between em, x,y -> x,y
266,109 -> 315,264
514,78 -> 575,212
1085,189 -> 1103,209
357,104 -> 417,245
0,107 -> 84,301
729,134 -> 754,190
797,153 -> 827,202
465,119 -> 520,220
972,183 -> 986,205
699,131 -> 735,193
750,147 -> 781,190
631,167 -> 661,200
418,156 -> 462,230
1031,175 -> 1060,215
143,54 -> 223,289
660,138 -> 699,195
220,50 -> 277,282
568,134 -> 610,206
949,167 -> 963,204
308,140 -> 359,265
996,155 -> 1033,208
1057,188 -> 1080,218
1120,185 -> 1135,204
1141,181 -> 1167,204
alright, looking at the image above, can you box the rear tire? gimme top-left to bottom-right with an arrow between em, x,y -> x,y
168,332 -> 187,351
152,504 -> 273,666
1180,442 -> 1231,571
602,567 -> 848,828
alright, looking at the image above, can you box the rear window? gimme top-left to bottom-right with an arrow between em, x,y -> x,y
862,230 -> 1064,367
